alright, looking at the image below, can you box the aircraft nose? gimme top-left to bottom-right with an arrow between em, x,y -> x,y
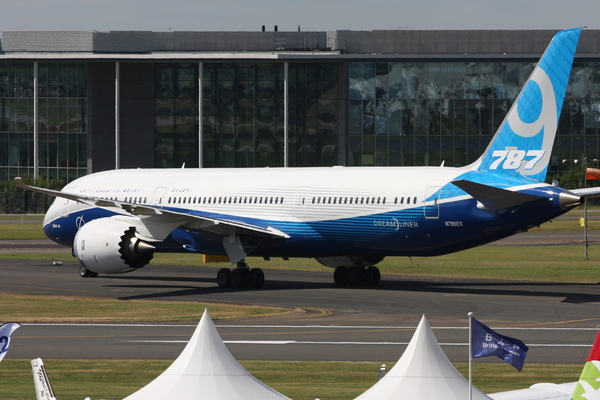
559,191 -> 583,210
42,197 -> 62,236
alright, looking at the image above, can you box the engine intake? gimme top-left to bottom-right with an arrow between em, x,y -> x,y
74,218 -> 155,274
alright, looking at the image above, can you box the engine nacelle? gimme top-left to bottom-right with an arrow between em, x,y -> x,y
73,218 -> 155,274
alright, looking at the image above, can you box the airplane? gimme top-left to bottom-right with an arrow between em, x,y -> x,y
489,329 -> 600,400
31,358 -> 57,400
15,27 -> 599,289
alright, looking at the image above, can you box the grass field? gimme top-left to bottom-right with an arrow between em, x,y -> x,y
0,223 -> 45,240
0,293 -> 292,322
0,359 -> 584,400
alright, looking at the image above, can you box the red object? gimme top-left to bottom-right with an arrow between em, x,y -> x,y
587,330 -> 600,362
586,168 -> 600,180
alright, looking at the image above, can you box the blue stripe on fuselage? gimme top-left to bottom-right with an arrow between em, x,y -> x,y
46,186 -> 566,259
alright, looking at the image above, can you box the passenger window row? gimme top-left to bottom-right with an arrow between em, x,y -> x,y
126,197 -> 147,204
82,188 -> 142,193
101,193 -> 417,208
310,196 -> 418,205
104,197 -> 148,204
167,196 -> 285,205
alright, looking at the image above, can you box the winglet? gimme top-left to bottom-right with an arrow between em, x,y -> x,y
587,331 -> 600,362
31,358 -> 57,400
571,330 -> 600,400
14,177 -> 26,190
14,177 -> 67,199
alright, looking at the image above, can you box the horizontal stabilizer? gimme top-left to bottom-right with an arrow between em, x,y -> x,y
452,180 -> 544,211
569,187 -> 600,199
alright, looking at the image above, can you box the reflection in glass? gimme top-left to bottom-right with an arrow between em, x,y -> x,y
348,60 -> 600,171
0,62 -> 87,181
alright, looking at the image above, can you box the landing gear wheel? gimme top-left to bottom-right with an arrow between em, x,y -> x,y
89,272 -> 99,278
79,266 -> 92,278
217,268 -> 232,288
366,266 -> 381,286
249,268 -> 265,288
231,268 -> 248,288
348,266 -> 367,286
333,266 -> 349,286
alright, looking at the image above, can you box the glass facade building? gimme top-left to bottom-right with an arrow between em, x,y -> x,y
154,62 -> 338,169
148,59 -> 600,174
154,63 -> 200,168
2,29 -> 600,183
0,62 -> 87,181
348,61 -> 600,172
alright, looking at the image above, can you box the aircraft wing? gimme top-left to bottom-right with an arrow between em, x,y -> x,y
14,177 -> 289,240
488,382 -> 575,400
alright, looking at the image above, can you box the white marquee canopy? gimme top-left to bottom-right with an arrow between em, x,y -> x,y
354,315 -> 492,400
123,309 -> 291,400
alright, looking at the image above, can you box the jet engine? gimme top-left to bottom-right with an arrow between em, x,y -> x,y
73,218 -> 155,274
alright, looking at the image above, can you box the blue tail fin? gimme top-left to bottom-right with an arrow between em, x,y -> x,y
472,28 -> 582,182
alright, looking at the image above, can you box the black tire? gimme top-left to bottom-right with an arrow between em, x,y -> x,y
217,268 -> 232,288
89,272 -> 99,278
366,266 -> 381,286
333,266 -> 349,286
348,266 -> 367,286
79,266 -> 91,278
231,268 -> 248,288
249,268 -> 265,288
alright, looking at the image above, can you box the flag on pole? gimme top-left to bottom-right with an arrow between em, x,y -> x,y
471,317 -> 528,371
0,322 -> 21,362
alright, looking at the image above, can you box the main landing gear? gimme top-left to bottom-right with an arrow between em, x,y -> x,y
333,265 -> 380,287
216,261 -> 265,289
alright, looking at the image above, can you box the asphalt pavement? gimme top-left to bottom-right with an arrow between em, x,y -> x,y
2,257 -> 599,364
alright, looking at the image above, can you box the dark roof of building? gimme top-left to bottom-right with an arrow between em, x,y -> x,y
2,29 -> 599,58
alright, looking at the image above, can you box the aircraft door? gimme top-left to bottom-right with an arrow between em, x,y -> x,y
60,198 -> 70,217
152,187 -> 167,208
293,186 -> 311,219
59,185 -> 77,217
423,186 -> 441,219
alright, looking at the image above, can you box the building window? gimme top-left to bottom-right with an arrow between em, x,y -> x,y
0,62 -> 87,182
157,62 -> 340,169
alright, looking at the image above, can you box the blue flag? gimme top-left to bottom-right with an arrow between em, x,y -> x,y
471,318 -> 528,371
0,322 -> 20,362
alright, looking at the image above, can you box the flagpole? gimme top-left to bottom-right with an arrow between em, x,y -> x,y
468,312 -> 473,400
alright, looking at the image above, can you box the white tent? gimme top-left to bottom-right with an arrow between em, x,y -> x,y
124,309 -> 291,400
354,315 -> 492,400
